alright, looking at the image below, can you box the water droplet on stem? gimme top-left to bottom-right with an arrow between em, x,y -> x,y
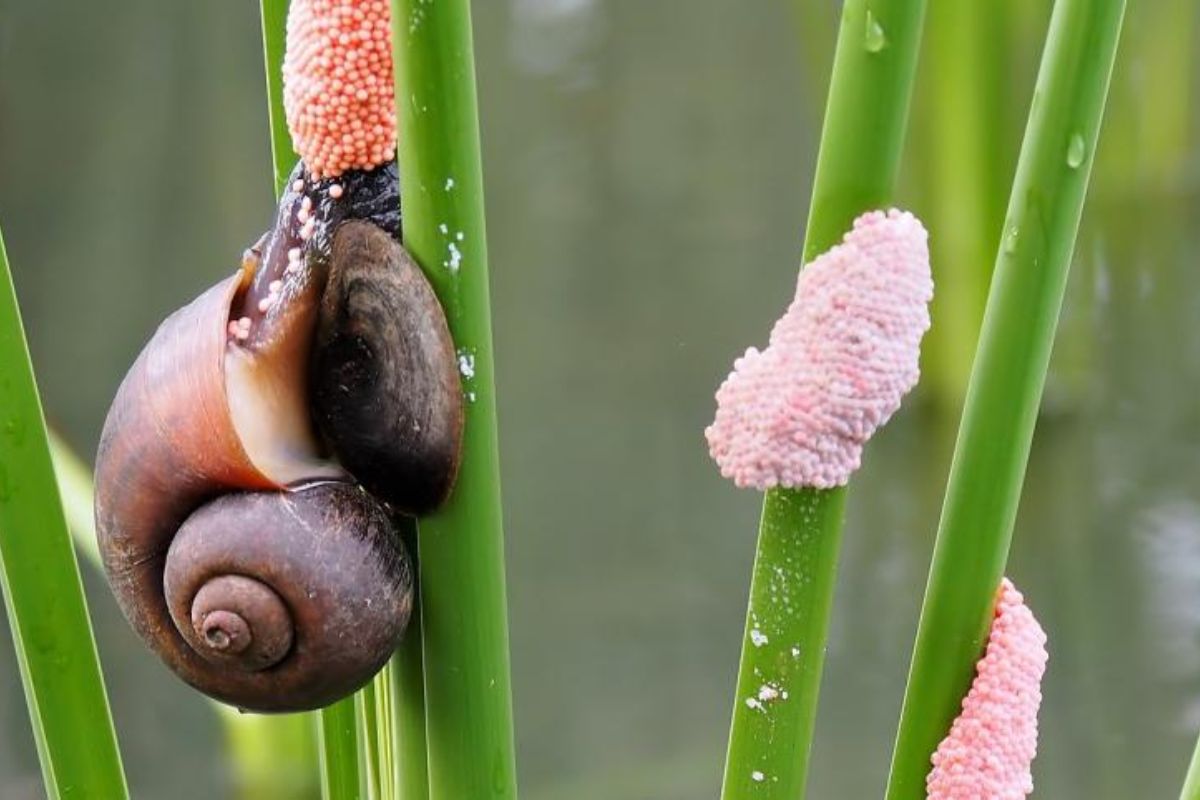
1066,133 -> 1087,169
1004,226 -> 1019,254
865,11 -> 887,53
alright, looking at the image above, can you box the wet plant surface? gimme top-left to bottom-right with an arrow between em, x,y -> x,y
0,0 -> 1197,797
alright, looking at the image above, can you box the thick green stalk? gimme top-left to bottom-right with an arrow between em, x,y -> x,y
0,229 -> 129,799
884,0 -> 1126,796
721,489 -> 846,798
720,1 -> 926,797
259,0 -> 297,195
392,1 -> 518,798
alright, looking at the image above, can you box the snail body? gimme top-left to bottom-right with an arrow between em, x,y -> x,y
95,164 -> 462,712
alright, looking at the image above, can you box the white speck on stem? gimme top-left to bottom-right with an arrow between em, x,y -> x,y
750,628 -> 769,647
458,351 -> 476,379
744,697 -> 763,711
444,177 -> 456,191
757,684 -> 780,702
751,771 -> 765,783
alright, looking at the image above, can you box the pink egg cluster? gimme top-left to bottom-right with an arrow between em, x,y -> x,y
283,0 -> 397,179
926,579 -> 1048,800
704,209 -> 932,490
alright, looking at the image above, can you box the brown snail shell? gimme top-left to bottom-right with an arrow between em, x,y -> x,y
313,220 -> 463,513
95,178 -> 461,711
164,484 -> 412,699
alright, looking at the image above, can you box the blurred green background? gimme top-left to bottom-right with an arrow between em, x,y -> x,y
0,0 -> 1198,797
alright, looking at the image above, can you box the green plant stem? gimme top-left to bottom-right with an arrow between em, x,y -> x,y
0,229 -> 129,799
218,708 -> 320,800
386,520 -> 429,800
720,1 -> 927,797
47,428 -> 101,567
1181,735 -> 1200,800
392,1 -> 518,798
370,663 -> 397,800
320,698 -> 363,800
259,0 -> 297,195
358,681 -> 383,800
919,0 -> 1008,409
391,612 -> 431,800
360,523 -> 428,800
884,0 -> 1126,796
721,489 -> 846,797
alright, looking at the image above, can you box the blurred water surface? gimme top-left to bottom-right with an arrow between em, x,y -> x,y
0,1 -> 1198,797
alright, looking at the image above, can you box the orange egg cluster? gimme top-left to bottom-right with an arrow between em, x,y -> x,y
283,0 -> 397,179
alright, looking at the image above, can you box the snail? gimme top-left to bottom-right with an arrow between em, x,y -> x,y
94,162 -> 463,712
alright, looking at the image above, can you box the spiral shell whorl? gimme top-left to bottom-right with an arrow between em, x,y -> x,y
162,484 -> 412,711
189,575 -> 293,671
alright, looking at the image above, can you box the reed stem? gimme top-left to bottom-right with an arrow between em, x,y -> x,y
392,1 -> 519,797
0,228 -> 129,799
884,0 -> 1126,795
389,524 -> 430,800
259,0 -> 298,195
358,680 -> 383,800
320,699 -> 363,800
1181,735 -> 1200,800
720,1 -> 927,797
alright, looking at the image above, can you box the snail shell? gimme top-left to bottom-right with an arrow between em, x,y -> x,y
96,180 -> 461,711
313,220 -> 463,513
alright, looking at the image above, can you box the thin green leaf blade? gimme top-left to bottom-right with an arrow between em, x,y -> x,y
1181,735 -> 1200,800
390,615 -> 430,800
260,0 -> 298,195
320,697 -> 363,800
357,680 -> 383,800
0,229 -> 129,799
